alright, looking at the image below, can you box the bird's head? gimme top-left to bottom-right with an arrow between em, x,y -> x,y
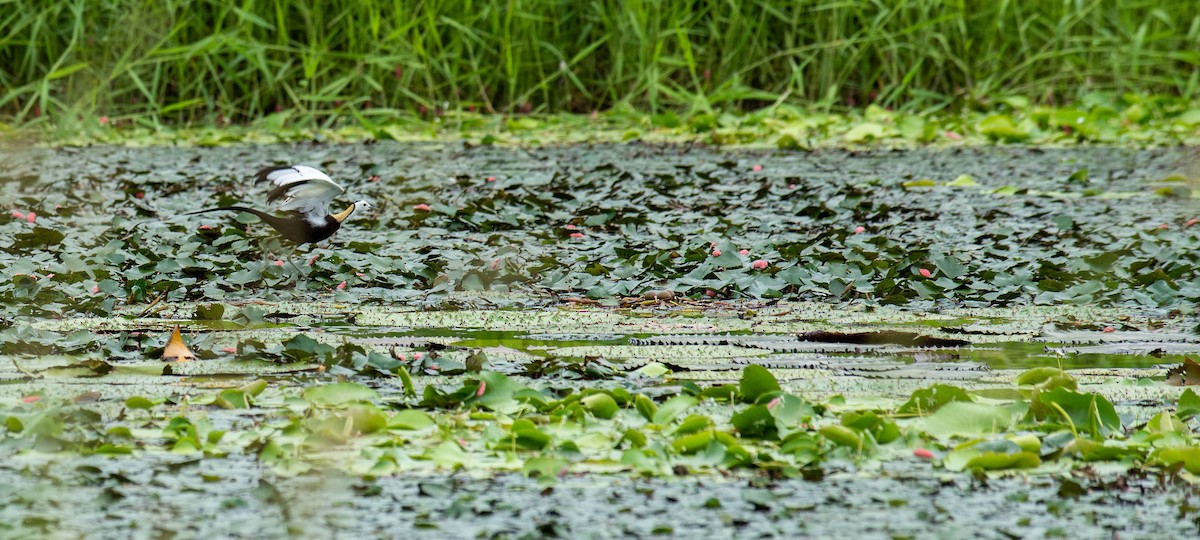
332,200 -> 373,222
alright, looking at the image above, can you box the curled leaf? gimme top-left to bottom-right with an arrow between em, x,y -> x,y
162,325 -> 196,363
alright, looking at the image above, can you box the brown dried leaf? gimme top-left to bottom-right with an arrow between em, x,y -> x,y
162,325 -> 196,363
1166,356 -> 1200,386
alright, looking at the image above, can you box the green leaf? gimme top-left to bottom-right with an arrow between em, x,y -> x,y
1154,446 -> 1200,473
302,382 -> 379,406
1017,367 -> 1068,386
240,379 -> 268,397
634,394 -> 658,422
161,98 -> 206,114
216,389 -> 250,409
345,405 -> 388,434
978,114 -> 1029,141
125,396 -> 155,410
1037,387 -> 1121,436
652,395 -> 697,425
395,366 -> 416,398
581,393 -> 619,419
819,424 -> 861,448
671,431 -> 715,454
389,409 -> 435,430
511,420 -> 551,450
428,440 -> 469,468
731,405 -> 776,439
1179,389 -> 1200,420
897,384 -> 972,415
635,362 -> 670,377
945,174 -> 978,187
673,414 -> 713,435
964,451 -> 1040,470
931,256 -> 968,280
770,394 -> 815,434
843,122 -> 884,143
476,371 -> 525,414
922,401 -> 1019,439
1177,109 -> 1200,126
739,365 -> 781,403
523,456 -> 567,479
47,62 -> 89,80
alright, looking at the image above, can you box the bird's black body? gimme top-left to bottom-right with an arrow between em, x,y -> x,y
186,206 -> 341,245
186,164 -> 368,250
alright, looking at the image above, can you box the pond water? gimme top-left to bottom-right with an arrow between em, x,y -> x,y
2,143 -> 1200,538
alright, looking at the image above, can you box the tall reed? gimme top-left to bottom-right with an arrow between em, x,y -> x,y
2,0 -> 1197,123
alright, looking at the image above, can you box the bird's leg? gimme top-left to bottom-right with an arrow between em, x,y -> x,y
257,237 -> 274,276
285,244 -> 305,275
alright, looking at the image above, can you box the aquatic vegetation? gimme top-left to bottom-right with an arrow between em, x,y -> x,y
3,145 -> 1199,318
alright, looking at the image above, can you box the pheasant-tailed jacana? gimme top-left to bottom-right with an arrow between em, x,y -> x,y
187,165 -> 372,245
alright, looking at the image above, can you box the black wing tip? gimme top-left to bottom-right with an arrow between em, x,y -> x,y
255,165 -> 298,183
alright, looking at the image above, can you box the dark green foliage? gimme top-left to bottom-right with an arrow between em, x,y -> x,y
2,1 -> 1198,124
3,144 -> 1199,315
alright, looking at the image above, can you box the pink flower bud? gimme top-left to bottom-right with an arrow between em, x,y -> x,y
134,192 -> 144,199
11,210 -> 24,219
487,176 -> 496,182
767,397 -> 781,409
336,281 -> 347,290
222,347 -> 237,354
91,286 -> 100,294
21,395 -> 39,404
751,259 -> 769,269
274,260 -> 284,267
413,203 -> 431,211
25,212 -> 35,223
944,131 -> 962,141
918,268 -> 932,278
1102,326 -> 1115,333
711,249 -> 722,257
565,224 -> 577,230
913,448 -> 934,459
705,290 -> 716,297
100,116 -> 109,125
738,249 -> 749,255
198,224 -> 212,230
491,258 -> 500,270
476,381 -> 486,397
1188,218 -> 1200,228
1160,223 -> 1169,230
854,226 -> 865,234
751,164 -> 763,172
570,232 -> 584,238
414,352 -> 423,360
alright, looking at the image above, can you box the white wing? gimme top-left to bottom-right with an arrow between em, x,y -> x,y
256,165 -> 345,224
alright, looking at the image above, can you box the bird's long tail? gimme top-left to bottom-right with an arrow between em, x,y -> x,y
185,206 -> 296,241
185,206 -> 274,220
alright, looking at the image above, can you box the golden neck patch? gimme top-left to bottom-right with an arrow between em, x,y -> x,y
331,205 -> 355,223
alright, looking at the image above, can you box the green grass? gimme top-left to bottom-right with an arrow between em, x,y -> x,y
1,0 -> 1199,127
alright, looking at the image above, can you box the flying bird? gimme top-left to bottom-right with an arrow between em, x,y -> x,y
187,165 -> 372,245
